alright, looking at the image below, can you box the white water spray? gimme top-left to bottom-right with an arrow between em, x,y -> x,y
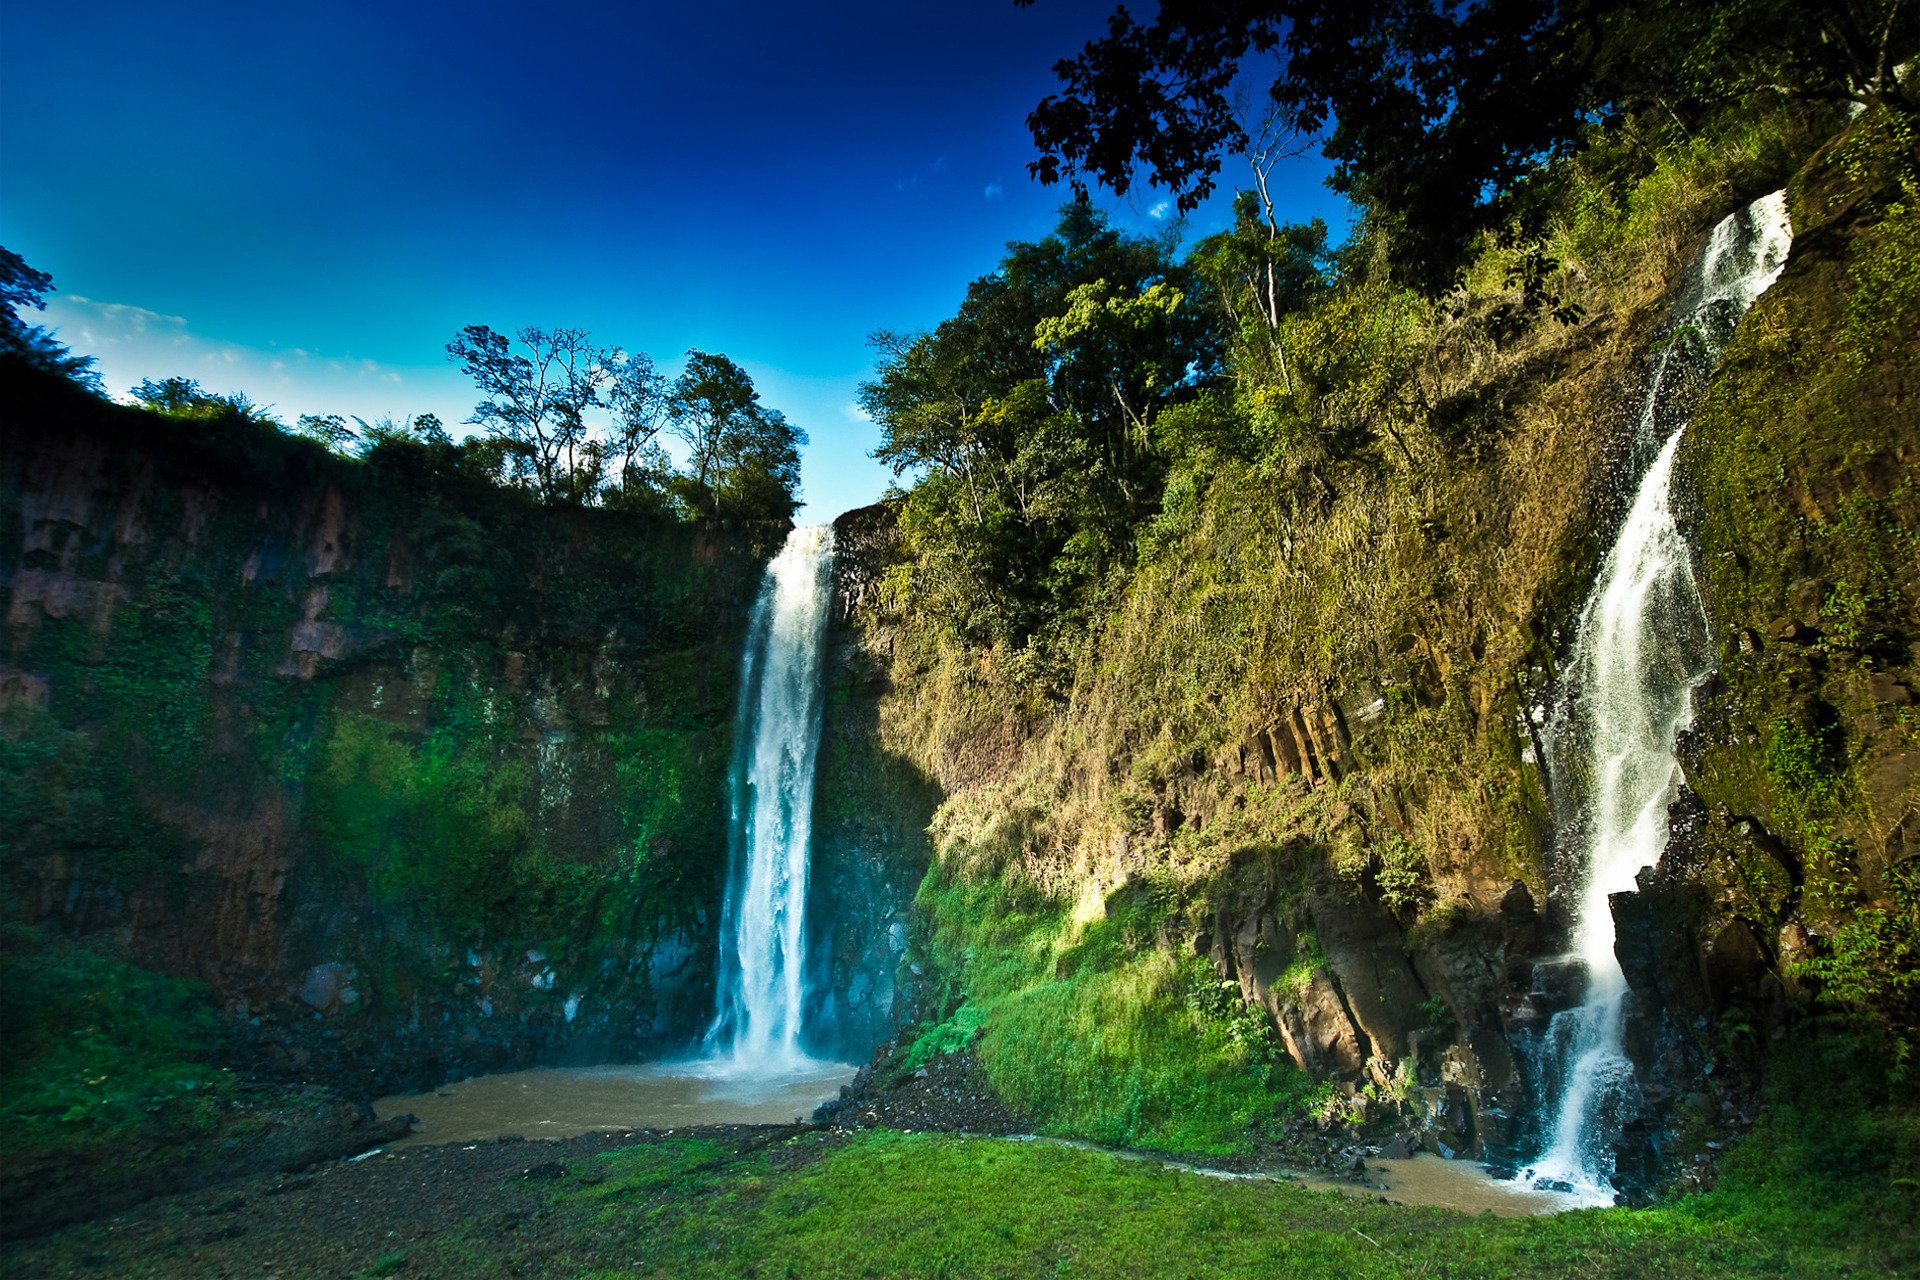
1524,192 -> 1791,1202
704,524 -> 836,1074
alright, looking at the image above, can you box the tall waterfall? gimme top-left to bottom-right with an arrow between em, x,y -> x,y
705,524 -> 836,1073
1524,192 -> 1792,1202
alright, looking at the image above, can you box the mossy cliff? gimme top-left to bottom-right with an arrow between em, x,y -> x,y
837,109 -> 1917,1190
0,365 -> 773,1098
1659,112 -> 1920,1079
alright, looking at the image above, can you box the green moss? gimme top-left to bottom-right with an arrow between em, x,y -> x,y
903,1002 -> 985,1071
912,863 -> 1312,1155
0,924 -> 235,1159
306,711 -> 536,927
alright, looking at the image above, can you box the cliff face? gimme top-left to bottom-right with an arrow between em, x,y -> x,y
791,505 -> 940,1058
0,372 -> 770,1094
832,113 -> 1916,1189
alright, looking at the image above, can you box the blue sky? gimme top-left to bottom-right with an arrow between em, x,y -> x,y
3,1 -> 1352,518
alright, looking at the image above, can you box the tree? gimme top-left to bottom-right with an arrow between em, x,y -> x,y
131,376 -> 275,424
0,245 -> 102,392
862,204 -> 1222,649
445,325 -> 668,505
666,352 -> 805,522
295,413 -> 359,454
1022,0 -> 1919,295
1191,197 -> 1333,394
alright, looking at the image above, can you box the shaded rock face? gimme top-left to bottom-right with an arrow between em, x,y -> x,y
800,507 -> 938,1059
0,380 -> 769,1097
1188,845 -> 1548,1163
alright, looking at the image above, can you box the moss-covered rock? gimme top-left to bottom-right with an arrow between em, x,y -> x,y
0,362 -> 770,1094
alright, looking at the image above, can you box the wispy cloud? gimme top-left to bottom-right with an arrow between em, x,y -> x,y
894,154 -> 951,194
1148,200 -> 1172,221
40,295 -> 451,425
841,401 -> 872,424
984,182 -> 1004,200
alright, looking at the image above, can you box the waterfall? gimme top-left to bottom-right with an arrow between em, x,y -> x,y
1523,192 -> 1792,1202
704,524 -> 836,1074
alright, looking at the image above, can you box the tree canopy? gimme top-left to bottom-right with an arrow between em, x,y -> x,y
667,351 -> 807,523
445,325 -> 669,507
0,246 -> 102,392
1023,0 -> 1918,294
863,204 -> 1222,650
445,329 -> 804,522
131,376 -> 275,424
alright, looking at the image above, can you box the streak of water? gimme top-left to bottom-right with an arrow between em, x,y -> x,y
704,524 -> 838,1076
1523,192 -> 1791,1203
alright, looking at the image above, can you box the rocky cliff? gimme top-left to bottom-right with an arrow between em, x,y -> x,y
827,112 -> 1917,1194
0,367 -> 772,1096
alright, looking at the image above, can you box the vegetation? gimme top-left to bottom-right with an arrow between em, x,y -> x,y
911,839 -> 1312,1154
863,202 -> 1221,658
2,2 -> 1917,1261
14,1032 -> 1913,1278
0,245 -> 100,391
537,1057 -> 1917,1279
863,38 -> 1919,1169
0,360 -> 765,1077
0,925 -> 233,1160
1024,0 -> 1917,294
441,325 -> 805,520
1679,107 -> 1920,1067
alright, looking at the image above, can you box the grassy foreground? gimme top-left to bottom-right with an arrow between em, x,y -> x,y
11,1064 -> 1913,1280
548,1130 -> 1914,1280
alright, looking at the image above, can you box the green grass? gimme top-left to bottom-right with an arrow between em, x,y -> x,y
911,864 -> 1316,1155
0,924 -> 236,1160
527,1106 -> 1917,1280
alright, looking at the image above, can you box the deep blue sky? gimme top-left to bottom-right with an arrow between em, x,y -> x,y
3,1 -> 1352,517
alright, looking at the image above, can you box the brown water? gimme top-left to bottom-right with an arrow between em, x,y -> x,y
1024,1138 -> 1581,1218
373,1059 -> 857,1148
1351,1154 -> 1584,1216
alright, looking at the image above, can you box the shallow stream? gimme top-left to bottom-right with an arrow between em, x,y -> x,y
373,1059 -> 856,1147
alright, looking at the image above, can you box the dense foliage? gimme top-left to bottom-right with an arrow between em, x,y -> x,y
862,203 -> 1223,661
0,246 -> 100,391
442,328 -> 805,520
1024,0 -> 1918,293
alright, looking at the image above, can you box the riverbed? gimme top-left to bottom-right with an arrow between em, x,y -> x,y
374,1058 -> 857,1146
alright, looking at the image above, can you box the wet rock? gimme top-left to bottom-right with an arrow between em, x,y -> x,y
296,963 -> 354,1011
1526,958 -> 1589,1014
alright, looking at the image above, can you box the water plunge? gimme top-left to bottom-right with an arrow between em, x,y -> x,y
704,523 -> 838,1074
1522,192 -> 1792,1203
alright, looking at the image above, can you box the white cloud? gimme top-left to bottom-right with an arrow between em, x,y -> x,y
841,401 -> 872,423
1148,200 -> 1172,221
38,295 -> 461,428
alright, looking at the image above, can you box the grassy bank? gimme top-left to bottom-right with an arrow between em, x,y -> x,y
8,1048 -> 1913,1279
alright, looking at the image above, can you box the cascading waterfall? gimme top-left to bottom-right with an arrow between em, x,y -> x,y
704,524 -> 836,1074
1523,192 -> 1792,1202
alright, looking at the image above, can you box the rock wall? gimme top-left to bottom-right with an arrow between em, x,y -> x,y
0,369 -> 772,1096
799,504 -> 939,1057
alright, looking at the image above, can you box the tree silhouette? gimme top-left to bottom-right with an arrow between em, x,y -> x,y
667,351 -> 805,522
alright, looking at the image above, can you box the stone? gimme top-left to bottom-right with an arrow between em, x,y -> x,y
1527,957 -> 1588,1013
1866,672 -> 1913,705
296,963 -> 352,1011
1701,921 -> 1769,1008
1787,578 -> 1827,628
